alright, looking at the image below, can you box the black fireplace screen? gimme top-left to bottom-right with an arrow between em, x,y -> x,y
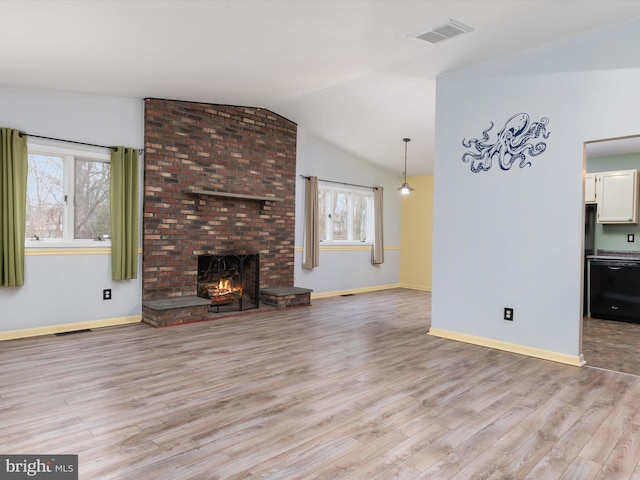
197,254 -> 259,313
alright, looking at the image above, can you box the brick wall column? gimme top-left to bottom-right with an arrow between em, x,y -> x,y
143,99 -> 297,301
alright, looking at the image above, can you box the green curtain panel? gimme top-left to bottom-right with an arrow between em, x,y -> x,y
0,129 -> 28,287
110,146 -> 139,280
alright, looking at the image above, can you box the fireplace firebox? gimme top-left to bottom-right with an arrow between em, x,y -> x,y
197,254 -> 259,313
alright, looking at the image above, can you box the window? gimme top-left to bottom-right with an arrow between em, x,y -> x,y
318,182 -> 374,244
26,144 -> 110,245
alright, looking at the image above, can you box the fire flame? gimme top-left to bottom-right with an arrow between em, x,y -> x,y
207,278 -> 242,297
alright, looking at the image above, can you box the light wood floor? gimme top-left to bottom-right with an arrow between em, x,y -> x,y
583,316 -> 640,376
3,289 -> 640,479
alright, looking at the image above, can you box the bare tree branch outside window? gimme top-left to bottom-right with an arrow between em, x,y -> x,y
74,159 -> 110,239
26,155 -> 64,239
26,154 -> 110,241
318,184 -> 373,243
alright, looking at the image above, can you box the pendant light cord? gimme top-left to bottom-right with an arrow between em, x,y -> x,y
403,137 -> 410,182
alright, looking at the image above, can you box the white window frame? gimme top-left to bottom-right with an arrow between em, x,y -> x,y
26,142 -> 111,248
318,181 -> 374,246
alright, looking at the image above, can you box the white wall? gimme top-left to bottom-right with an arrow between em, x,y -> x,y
294,128 -> 401,295
432,17 -> 640,361
0,86 -> 143,336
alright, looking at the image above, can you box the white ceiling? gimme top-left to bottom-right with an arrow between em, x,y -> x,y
2,1 -> 640,175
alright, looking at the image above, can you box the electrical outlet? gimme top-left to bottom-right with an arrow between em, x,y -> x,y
628,234 -> 635,243
504,307 -> 514,321
103,289 -> 112,300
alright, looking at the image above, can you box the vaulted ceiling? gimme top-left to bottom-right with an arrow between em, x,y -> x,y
2,1 -> 640,174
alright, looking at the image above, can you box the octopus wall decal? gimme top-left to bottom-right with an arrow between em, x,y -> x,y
462,113 -> 550,173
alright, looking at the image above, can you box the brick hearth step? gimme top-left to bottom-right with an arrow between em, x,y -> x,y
142,296 -> 211,327
143,297 -> 212,310
259,287 -> 312,308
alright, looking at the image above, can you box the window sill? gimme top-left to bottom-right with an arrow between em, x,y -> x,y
320,242 -> 373,247
25,240 -> 112,249
319,243 -> 373,252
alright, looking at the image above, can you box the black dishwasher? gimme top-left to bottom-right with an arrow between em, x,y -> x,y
590,259 -> 640,323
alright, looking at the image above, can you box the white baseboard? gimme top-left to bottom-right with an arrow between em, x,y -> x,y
399,283 -> 432,292
311,283 -> 402,299
428,327 -> 586,367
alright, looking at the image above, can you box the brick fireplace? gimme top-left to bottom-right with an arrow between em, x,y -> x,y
141,99 -> 298,326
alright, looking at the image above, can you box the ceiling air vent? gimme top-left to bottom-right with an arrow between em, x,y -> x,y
410,19 -> 474,45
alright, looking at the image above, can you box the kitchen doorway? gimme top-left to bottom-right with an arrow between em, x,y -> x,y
582,135 -> 640,376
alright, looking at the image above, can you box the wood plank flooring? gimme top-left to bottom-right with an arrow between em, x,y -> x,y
2,288 -> 640,479
583,316 -> 640,376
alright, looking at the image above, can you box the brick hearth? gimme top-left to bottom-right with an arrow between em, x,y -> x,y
142,99 -> 298,326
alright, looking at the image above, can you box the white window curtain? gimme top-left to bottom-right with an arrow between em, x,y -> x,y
371,186 -> 384,264
303,176 -> 320,269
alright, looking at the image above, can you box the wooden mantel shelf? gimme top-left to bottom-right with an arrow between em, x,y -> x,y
183,189 -> 284,212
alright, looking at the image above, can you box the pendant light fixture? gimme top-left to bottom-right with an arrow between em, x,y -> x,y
397,137 -> 414,195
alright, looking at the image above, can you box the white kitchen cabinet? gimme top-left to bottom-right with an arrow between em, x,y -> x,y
596,169 -> 638,223
585,172 -> 597,204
